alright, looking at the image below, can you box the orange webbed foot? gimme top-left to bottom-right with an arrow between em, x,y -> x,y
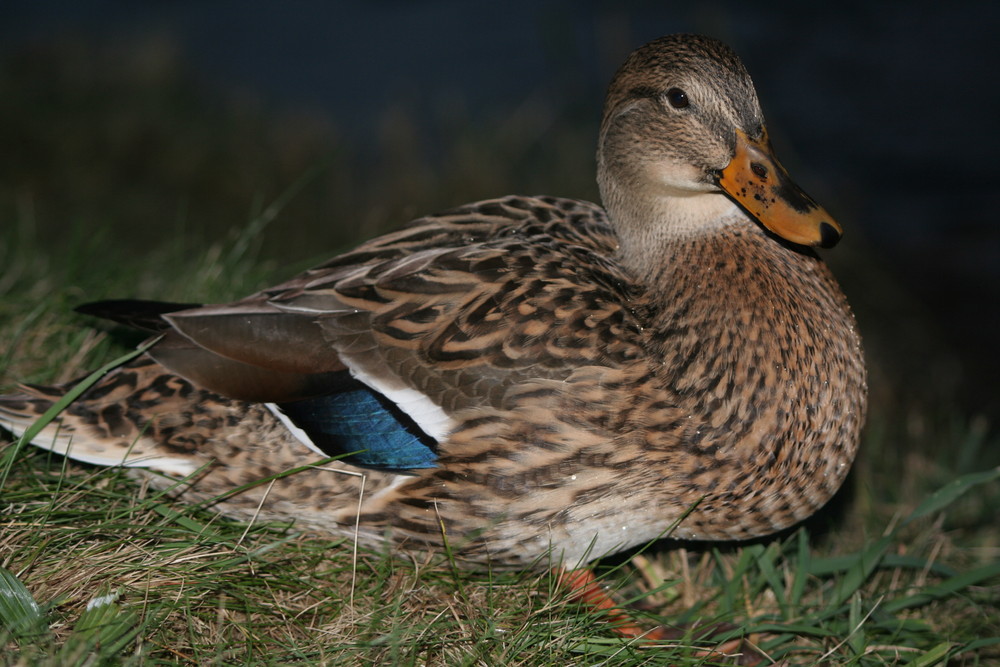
556,567 -> 768,665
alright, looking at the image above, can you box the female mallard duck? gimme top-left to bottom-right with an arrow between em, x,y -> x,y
1,35 -> 865,572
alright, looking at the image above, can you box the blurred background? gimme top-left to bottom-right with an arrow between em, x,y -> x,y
1,1 -> 997,440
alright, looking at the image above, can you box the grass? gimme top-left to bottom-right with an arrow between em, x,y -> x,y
2,36 -> 1000,666
1,410 -> 998,665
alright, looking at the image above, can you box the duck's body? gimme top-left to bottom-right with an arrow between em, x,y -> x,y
0,35 -> 866,569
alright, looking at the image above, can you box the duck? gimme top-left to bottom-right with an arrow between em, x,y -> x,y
1,34 -> 866,579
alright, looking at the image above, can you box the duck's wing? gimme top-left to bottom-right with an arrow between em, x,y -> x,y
139,196 -> 645,428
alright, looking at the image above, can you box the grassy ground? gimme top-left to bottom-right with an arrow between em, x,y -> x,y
1,38 -> 999,666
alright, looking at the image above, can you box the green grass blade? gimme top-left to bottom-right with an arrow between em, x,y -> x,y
827,534 -> 892,609
847,592 -> 866,657
149,500 -> 221,536
881,559 -> 1000,614
747,621 -> 837,637
901,467 -> 1000,527
755,543 -> 789,617
809,553 -> 957,577
904,641 -> 953,666
0,566 -> 48,640
789,527 -> 811,608
58,590 -> 141,664
957,638 -> 1000,654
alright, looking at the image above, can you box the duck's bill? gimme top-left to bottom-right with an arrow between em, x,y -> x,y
717,129 -> 842,248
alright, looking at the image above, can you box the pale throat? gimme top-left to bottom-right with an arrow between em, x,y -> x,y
606,182 -> 745,281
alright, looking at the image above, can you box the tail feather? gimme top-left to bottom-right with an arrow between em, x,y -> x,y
0,356 -> 213,475
74,299 -> 202,332
1,353 -> 412,542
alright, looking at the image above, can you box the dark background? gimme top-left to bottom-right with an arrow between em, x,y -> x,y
2,1 -> 998,428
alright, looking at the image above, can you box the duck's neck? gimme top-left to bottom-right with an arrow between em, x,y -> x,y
601,178 -> 744,283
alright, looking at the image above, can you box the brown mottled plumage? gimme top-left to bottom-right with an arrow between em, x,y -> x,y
0,34 -> 866,570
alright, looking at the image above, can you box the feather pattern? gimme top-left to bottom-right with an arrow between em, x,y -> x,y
275,388 -> 438,471
1,34 -> 866,569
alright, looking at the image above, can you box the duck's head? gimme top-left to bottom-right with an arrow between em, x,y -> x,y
597,34 -> 840,268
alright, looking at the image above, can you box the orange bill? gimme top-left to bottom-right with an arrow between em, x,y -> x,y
717,128 -> 842,248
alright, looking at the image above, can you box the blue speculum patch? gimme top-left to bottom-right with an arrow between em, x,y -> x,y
277,386 -> 438,471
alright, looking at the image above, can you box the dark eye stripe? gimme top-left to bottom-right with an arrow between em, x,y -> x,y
627,86 -> 661,100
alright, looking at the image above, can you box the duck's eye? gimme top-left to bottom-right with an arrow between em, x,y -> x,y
665,87 -> 689,109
